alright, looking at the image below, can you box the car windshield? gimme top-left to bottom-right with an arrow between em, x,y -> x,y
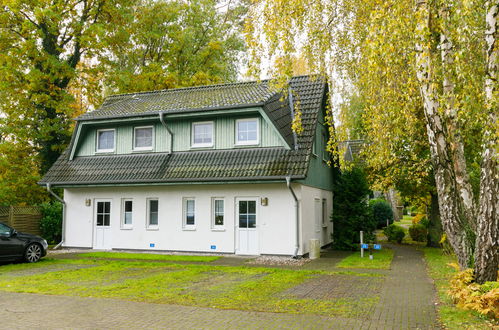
0,223 -> 11,235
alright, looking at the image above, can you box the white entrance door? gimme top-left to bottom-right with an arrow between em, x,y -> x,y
236,199 -> 259,255
94,200 -> 112,249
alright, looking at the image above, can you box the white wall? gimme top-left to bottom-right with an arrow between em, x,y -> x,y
64,183 -> 299,255
298,184 -> 333,255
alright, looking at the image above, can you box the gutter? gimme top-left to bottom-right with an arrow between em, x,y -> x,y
286,176 -> 300,258
159,112 -> 174,153
46,183 -> 66,250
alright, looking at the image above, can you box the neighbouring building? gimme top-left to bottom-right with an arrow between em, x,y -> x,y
40,75 -> 334,256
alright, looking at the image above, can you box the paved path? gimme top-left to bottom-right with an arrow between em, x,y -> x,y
0,244 -> 440,329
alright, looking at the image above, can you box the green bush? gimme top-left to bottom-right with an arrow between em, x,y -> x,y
39,201 -> 63,244
383,224 -> 405,243
409,223 -> 427,242
332,167 -> 376,250
369,199 -> 394,228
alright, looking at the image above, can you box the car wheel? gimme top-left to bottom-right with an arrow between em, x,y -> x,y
25,243 -> 42,263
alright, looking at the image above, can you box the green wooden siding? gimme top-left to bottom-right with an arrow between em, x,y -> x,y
76,115 -> 285,156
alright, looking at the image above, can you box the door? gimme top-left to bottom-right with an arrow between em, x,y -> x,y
236,199 -> 259,255
94,200 -> 112,249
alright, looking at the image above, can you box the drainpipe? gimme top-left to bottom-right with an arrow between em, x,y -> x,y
46,183 -> 66,250
159,112 -> 173,153
286,176 -> 300,258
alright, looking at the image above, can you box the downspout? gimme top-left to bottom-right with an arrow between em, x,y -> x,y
288,87 -> 299,150
286,176 -> 300,258
46,183 -> 66,250
159,112 -> 173,153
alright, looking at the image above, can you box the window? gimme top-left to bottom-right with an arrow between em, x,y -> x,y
0,223 -> 11,236
236,118 -> 259,145
147,198 -> 159,228
238,200 -> 256,228
212,198 -> 224,229
134,126 -> 154,150
183,198 -> 195,228
96,129 -> 115,152
122,199 -> 133,227
314,198 -> 321,232
322,198 -> 327,225
96,201 -> 111,226
192,122 -> 214,147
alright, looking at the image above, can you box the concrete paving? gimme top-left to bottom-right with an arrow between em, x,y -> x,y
0,244 -> 440,329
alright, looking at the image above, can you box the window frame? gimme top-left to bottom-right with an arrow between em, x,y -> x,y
121,198 -> 133,229
235,118 -> 259,146
133,125 -> 154,151
191,121 -> 214,148
322,198 -> 328,226
183,197 -> 196,230
211,198 -> 225,231
146,198 -> 159,230
96,128 -> 116,153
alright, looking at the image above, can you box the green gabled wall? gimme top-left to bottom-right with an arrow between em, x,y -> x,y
75,114 -> 286,157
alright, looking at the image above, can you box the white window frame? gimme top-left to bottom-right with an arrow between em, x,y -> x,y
121,198 -> 133,229
146,198 -> 159,230
133,125 -> 154,151
191,121 -> 214,148
235,118 -> 259,145
211,198 -> 225,231
96,128 -> 116,153
322,198 -> 328,227
314,198 -> 321,233
183,197 -> 196,230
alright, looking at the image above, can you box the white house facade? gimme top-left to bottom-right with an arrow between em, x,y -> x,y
41,76 -> 335,257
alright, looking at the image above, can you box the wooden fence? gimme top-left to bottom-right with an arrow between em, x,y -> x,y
0,206 -> 42,236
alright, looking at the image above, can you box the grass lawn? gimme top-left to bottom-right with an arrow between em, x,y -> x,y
336,248 -> 394,269
0,257 -> 380,318
78,252 -> 220,262
422,248 -> 498,329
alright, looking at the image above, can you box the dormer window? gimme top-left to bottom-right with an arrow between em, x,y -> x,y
96,129 -> 115,153
236,118 -> 259,145
192,122 -> 214,148
134,126 -> 154,151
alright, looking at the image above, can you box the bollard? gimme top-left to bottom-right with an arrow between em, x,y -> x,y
309,239 -> 320,259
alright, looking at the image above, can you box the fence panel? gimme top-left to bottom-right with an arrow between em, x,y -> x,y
0,206 -> 42,236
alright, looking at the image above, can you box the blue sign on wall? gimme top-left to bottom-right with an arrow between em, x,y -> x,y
361,243 -> 369,249
373,244 -> 382,250
210,245 -> 216,250
150,243 -> 155,248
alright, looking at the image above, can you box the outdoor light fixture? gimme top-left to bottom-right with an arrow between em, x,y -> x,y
85,199 -> 91,207
261,197 -> 268,206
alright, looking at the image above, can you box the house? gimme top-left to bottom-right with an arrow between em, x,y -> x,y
40,75 -> 334,256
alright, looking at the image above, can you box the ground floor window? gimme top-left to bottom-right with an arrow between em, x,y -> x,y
147,198 -> 159,228
212,198 -> 224,229
183,198 -> 195,228
122,199 -> 133,227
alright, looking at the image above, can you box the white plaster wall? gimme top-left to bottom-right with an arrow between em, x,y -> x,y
63,183 -> 298,255
298,185 -> 333,255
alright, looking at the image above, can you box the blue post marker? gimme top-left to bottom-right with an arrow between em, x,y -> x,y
374,244 -> 382,250
361,244 -> 369,249
210,245 -> 216,250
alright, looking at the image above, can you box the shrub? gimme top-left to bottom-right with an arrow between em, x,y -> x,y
332,167 -> 376,250
383,224 -> 405,243
409,223 -> 427,242
448,269 -> 499,319
412,213 -> 426,224
39,201 -> 63,244
369,199 -> 394,229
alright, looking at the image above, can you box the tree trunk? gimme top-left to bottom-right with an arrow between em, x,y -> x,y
474,1 -> 499,284
427,191 -> 443,248
415,0 -> 475,269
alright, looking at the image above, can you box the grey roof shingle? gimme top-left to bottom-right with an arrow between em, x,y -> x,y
40,75 -> 327,186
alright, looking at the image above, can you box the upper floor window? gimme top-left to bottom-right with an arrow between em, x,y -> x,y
96,129 -> 115,152
192,122 -> 214,148
236,118 -> 259,145
134,126 -> 154,151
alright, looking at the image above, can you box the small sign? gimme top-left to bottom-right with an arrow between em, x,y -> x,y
361,243 -> 369,249
373,244 -> 382,250
210,245 -> 216,250
150,243 -> 155,248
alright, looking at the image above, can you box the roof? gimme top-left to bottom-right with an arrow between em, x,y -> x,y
40,75 -> 328,186
340,140 -> 365,162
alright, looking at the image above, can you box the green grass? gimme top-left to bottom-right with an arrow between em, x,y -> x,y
422,248 -> 498,329
78,252 -> 220,262
0,258 -> 379,317
336,248 -> 394,269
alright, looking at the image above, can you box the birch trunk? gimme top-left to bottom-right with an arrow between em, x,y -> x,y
415,0 -> 475,269
474,1 -> 499,284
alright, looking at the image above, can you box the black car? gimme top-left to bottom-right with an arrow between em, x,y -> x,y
0,222 -> 48,263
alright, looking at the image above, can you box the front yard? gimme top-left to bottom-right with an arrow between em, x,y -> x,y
0,253 -> 384,318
